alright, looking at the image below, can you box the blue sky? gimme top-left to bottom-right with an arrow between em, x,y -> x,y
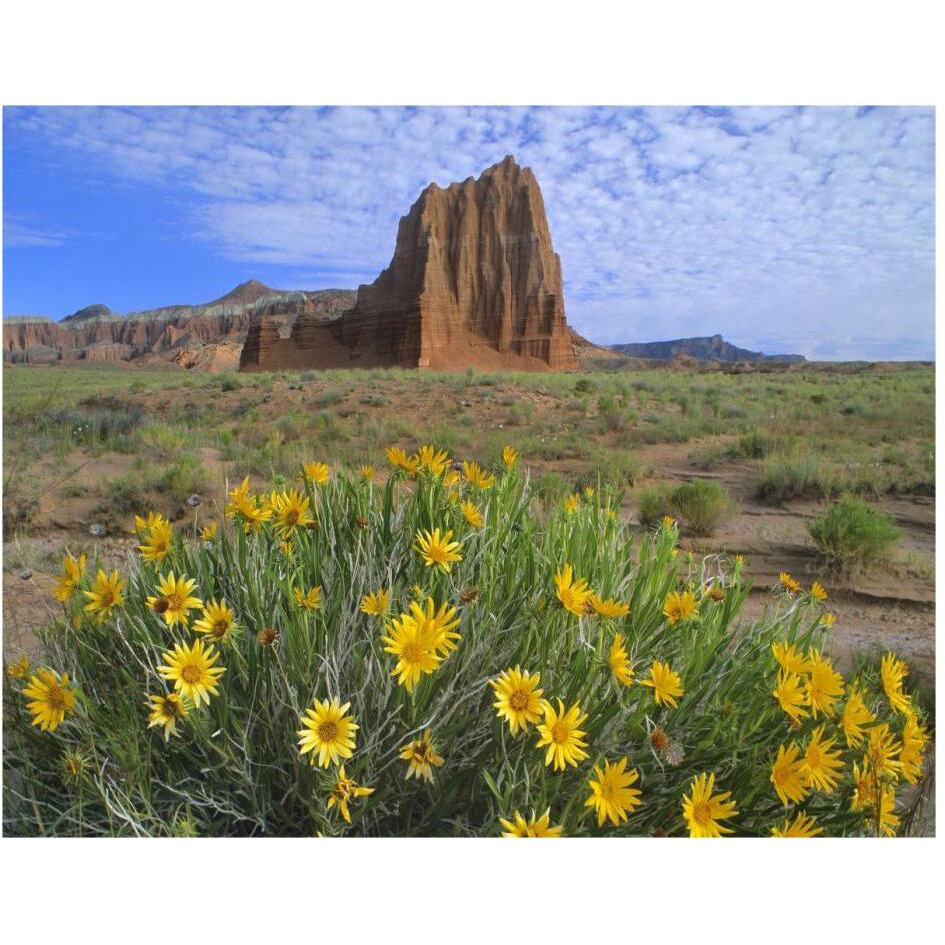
2,105 -> 934,359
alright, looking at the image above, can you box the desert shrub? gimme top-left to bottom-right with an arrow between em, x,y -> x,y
5,456 -> 927,837
636,484 -> 673,528
219,376 -> 242,392
573,377 -> 593,393
667,479 -> 735,536
756,452 -> 831,501
315,389 -> 345,408
155,453 -> 208,503
807,494 -> 901,569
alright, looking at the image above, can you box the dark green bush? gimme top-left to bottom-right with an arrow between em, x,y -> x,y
668,479 -> 735,536
807,494 -> 901,569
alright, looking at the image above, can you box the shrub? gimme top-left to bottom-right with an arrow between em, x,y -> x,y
315,389 -> 345,408
667,480 -> 735,536
756,452 -> 831,501
5,458 -> 926,836
636,484 -> 673,528
807,494 -> 901,569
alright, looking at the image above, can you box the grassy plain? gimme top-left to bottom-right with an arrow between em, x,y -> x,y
2,360 -> 935,677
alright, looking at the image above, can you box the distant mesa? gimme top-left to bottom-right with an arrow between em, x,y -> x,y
608,334 -> 805,363
239,155 -> 578,372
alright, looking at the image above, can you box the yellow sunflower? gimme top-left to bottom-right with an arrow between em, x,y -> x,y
146,571 -> 202,628
772,640 -> 812,675
269,488 -> 314,537
880,652 -> 912,715
326,765 -> 374,823
585,757 -> 643,827
841,686 -> 877,748
589,595 -> 630,619
360,587 -> 391,616
138,518 -> 173,564
381,617 -> 444,693
225,476 -> 273,532
147,692 -> 189,740
490,666 -> 544,735
772,670 -> 809,723
462,460 -> 496,490
413,527 -> 462,573
53,552 -> 86,602
22,669 -> 76,732
82,569 -> 125,622
770,742 -> 811,807
460,500 -> 484,529
192,599 -> 238,644
499,809 -> 562,837
297,697 -> 358,768
564,493 -> 580,515
554,563 -> 594,616
608,633 -> 634,686
804,649 -> 844,718
502,445 -> 519,468
386,446 -> 420,476
293,585 -> 322,610
199,521 -> 218,542
157,639 -> 226,707
779,572 -> 801,594
802,725 -> 844,793
301,461 -> 331,485
771,811 -> 823,837
640,660 -> 684,708
663,590 -> 698,625
864,723 -> 903,780
6,655 -> 30,679
681,772 -> 739,837
810,581 -> 828,601
399,729 -> 444,782
900,712 -> 928,785
416,444 -> 451,478
535,699 -> 590,771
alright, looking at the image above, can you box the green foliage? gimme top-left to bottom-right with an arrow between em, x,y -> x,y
807,495 -> 901,569
667,479 -> 735,536
636,484 -> 673,528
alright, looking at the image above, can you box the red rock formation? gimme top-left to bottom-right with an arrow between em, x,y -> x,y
240,156 -> 579,373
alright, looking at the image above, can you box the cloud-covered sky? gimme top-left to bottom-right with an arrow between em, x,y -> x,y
2,106 -> 934,359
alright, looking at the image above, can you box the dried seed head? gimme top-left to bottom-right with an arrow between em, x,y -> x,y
89,523 -> 106,538
460,585 -> 479,604
257,626 -> 278,647
187,494 -> 202,508
650,727 -> 670,751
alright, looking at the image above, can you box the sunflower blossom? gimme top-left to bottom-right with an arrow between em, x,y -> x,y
810,581 -> 828,601
192,599 -> 238,644
880,652 -> 912,715
499,809 -> 562,837
804,649 -> 844,718
772,811 -> 823,837
416,445 -> 451,478
225,476 -> 273,532
53,552 -> 86,603
608,633 -> 634,686
138,518 -> 173,563
590,595 -> 630,619
327,765 -> 374,823
293,585 -> 322,610
297,697 -> 358,768
864,723 -> 903,780
360,587 -> 391,616
386,446 -> 420,476
663,590 -> 698,625
682,772 -> 739,837
146,571 -> 202,628
399,729 -> 444,782
640,660 -> 684,708
841,686 -> 877,748
268,488 -> 315,537
802,725 -> 844,793
22,669 -> 76,732
82,569 -> 125,622
779,572 -> 801,594
301,461 -> 330,485
157,639 -> 225,707
381,616 -> 445,692
585,757 -> 643,827
535,699 -> 590,771
147,692 -> 189,740
900,712 -> 928,785
414,527 -> 463,573
772,640 -> 812,675
770,742 -> 811,806
490,666 -> 544,735
462,460 -> 495,490
199,521 -> 218,542
460,500 -> 484,529
772,670 -> 809,723
554,563 -> 594,616
502,446 -> 519,468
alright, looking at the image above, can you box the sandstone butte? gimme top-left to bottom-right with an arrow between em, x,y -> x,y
239,155 -> 579,373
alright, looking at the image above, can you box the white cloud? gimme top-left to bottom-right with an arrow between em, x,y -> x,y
3,105 -> 934,359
